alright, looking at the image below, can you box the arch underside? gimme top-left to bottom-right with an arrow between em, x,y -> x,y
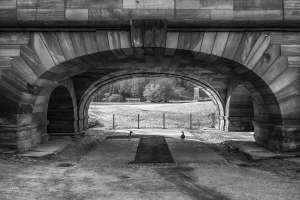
47,49 -> 283,151
81,72 -> 225,130
0,30 -> 299,152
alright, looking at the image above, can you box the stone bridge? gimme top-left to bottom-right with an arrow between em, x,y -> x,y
0,0 -> 299,152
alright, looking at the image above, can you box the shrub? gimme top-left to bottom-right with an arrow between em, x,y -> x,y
107,94 -> 124,102
143,79 -> 175,102
88,118 -> 104,128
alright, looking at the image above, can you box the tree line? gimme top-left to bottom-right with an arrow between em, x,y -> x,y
92,77 -> 208,103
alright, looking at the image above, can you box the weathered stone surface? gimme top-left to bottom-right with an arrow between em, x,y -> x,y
36,9 -> 64,21
288,56 -> 300,67
234,0 -> 282,10
0,0 -> 16,9
37,0 -> 65,9
17,9 -> 36,21
212,32 -> 229,56
17,0 -> 37,8
0,28 -> 299,153
66,9 -> 88,21
201,32 -> 217,54
123,0 -> 174,9
0,0 -> 296,26
284,0 -> 300,20
281,45 -> 300,56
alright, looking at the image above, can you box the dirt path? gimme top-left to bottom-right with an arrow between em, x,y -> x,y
0,134 -> 299,200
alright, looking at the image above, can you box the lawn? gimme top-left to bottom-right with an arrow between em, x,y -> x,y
88,101 -> 218,129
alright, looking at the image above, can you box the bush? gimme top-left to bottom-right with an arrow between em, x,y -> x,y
88,118 -> 104,128
143,79 -> 175,102
107,94 -> 123,102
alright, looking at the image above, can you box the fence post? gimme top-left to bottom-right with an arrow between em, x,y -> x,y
163,113 -> 166,129
113,114 -> 115,129
137,114 -> 140,129
190,113 -> 192,129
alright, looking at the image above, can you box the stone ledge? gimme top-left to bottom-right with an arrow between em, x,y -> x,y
18,137 -> 71,158
224,141 -> 300,161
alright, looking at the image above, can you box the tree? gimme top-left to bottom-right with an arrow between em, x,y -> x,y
143,78 -> 175,102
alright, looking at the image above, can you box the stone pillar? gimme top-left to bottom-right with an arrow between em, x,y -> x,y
0,121 -> 42,152
194,87 -> 200,101
254,120 -> 300,152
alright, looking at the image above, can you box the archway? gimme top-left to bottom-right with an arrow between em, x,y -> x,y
47,86 -> 75,136
78,72 -> 225,132
85,74 -> 222,130
19,39 -> 289,151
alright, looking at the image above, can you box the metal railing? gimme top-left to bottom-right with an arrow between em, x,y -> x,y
106,112 -> 217,130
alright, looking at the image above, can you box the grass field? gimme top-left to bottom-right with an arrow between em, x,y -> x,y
88,101 -> 218,129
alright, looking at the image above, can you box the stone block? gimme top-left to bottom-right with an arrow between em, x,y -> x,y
166,32 -> 179,49
233,10 -> 282,21
176,0 -> 201,9
33,33 -> 55,70
0,57 -> 11,68
87,0 -> 122,8
0,0 -> 16,9
95,31 -> 110,51
130,9 -> 174,20
201,32 -> 217,54
0,9 -> 16,22
284,9 -> 300,20
82,32 -> 98,54
284,0 -> 300,20
212,32 -> 229,56
17,0 -> 37,8
288,56 -> 300,67
17,9 -> 36,21
66,0 -> 87,8
56,32 -> 76,60
281,45 -> 300,56
222,32 -> 243,60
234,0 -> 282,10
37,0 -> 65,9
271,33 -> 300,45
211,9 -> 233,20
175,9 -> 210,20
66,9 -> 88,21
36,9 -> 65,21
123,0 -> 174,9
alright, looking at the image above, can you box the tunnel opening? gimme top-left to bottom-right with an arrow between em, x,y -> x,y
87,76 -> 220,131
47,86 -> 75,136
227,84 -> 254,132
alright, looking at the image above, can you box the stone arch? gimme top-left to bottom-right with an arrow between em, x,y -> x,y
3,30 -> 298,151
47,86 -> 75,136
33,79 -> 78,141
28,46 -> 285,150
78,71 -> 225,132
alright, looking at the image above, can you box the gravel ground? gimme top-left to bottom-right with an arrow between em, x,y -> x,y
0,129 -> 299,200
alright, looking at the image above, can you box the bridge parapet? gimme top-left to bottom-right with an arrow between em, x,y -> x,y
0,0 -> 299,29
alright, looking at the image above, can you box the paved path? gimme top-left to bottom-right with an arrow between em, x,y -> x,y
0,133 -> 299,200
